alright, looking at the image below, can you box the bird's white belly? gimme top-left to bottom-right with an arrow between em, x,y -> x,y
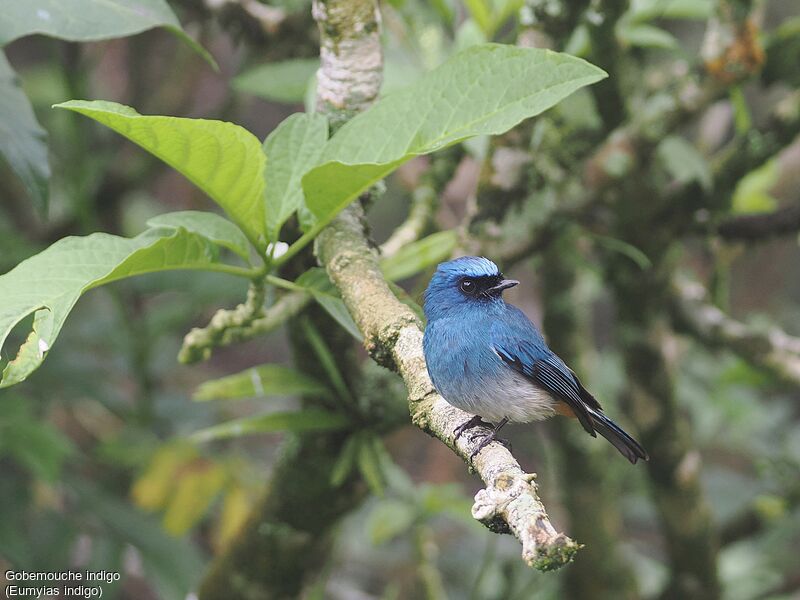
445,369 -> 559,424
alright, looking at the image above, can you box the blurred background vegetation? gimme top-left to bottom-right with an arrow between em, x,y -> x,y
1,0 -> 800,599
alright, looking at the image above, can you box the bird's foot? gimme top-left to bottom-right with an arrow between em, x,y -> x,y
468,417 -> 511,460
453,415 -> 493,440
469,432 -> 512,459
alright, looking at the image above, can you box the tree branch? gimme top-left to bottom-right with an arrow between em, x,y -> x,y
715,204 -> 800,241
316,203 -> 580,569
179,287 -> 310,364
671,279 -> 800,388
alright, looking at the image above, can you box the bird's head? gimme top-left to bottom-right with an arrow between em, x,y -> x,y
423,256 -> 518,321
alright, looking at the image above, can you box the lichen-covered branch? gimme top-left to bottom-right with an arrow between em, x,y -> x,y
313,0 -> 383,126
671,279 -> 800,387
179,288 -> 310,364
315,203 -> 580,569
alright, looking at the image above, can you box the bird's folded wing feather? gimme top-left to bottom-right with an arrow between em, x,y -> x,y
492,340 -> 598,436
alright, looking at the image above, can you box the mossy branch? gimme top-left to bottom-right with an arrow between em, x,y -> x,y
179,286 -> 310,364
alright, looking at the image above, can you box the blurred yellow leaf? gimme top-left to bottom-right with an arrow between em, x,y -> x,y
162,462 -> 227,535
213,485 -> 255,551
732,159 -> 779,214
753,494 -> 788,521
132,444 -> 197,511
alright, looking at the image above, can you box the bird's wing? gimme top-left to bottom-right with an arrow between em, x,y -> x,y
492,340 -> 598,436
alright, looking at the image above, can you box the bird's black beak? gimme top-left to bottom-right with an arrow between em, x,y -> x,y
487,279 -> 519,294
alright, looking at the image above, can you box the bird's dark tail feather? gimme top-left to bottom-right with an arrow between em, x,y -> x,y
587,408 -> 649,464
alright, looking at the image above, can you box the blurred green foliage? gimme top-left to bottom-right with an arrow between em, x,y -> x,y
1,0 -> 800,599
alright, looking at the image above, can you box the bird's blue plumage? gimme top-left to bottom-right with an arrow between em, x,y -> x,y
422,256 -> 648,464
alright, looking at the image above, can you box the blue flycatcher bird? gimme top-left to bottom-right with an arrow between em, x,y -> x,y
422,256 -> 648,464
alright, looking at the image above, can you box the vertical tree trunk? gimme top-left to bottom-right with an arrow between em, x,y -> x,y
541,233 -> 639,600
607,181 -> 720,600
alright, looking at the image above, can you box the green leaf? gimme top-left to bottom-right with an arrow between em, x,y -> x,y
0,53 -> 49,212
300,318 -> 353,405
730,86 -> 752,135
357,433 -> 387,496
54,100 -> 266,249
0,228 -> 251,388
463,0 -> 493,36
190,409 -> 350,442
233,58 -> 319,104
368,499 -> 416,545
657,135 -> 712,191
295,268 -> 363,340
0,0 -> 214,67
299,44 -> 605,242
193,364 -> 327,401
617,23 -> 678,49
0,398 -> 73,481
626,0 -> 713,21
592,234 -> 652,270
732,159 -> 780,214
454,19 -> 487,52
147,211 -> 252,261
380,231 -> 456,281
330,434 -> 360,487
263,113 -> 328,241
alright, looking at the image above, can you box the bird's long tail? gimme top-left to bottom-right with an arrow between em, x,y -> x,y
587,408 -> 649,464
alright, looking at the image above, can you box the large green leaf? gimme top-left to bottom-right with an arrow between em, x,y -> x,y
190,409 -> 350,442
0,228 -> 251,388
0,0 -> 212,65
54,101 -> 266,249
193,364 -> 327,401
147,211 -> 252,262
0,53 -> 49,212
300,44 -> 605,231
263,112 -> 328,242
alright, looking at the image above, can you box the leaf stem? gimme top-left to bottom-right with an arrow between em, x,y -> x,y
265,274 -> 307,293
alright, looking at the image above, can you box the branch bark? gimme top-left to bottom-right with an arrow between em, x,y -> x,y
715,205 -> 800,241
671,279 -> 800,387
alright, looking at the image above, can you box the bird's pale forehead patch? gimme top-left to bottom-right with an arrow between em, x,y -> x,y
437,256 -> 499,278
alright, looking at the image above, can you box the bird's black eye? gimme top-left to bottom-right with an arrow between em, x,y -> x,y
459,278 -> 476,294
